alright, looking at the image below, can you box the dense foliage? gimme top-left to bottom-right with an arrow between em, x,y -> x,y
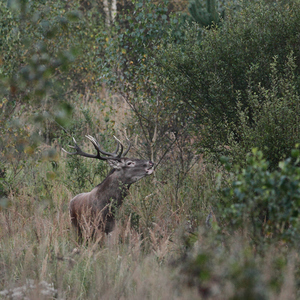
156,0 -> 300,166
1,0 -> 300,298
219,148 -> 300,244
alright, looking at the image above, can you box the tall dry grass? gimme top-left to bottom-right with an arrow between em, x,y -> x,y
0,155 -> 206,299
1,93 -> 299,299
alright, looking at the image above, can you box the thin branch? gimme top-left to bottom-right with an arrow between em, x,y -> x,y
153,136 -> 178,170
121,92 -> 151,150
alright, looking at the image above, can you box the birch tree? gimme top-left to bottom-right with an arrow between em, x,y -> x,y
103,0 -> 117,27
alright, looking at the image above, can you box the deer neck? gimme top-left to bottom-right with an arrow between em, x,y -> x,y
95,169 -> 131,207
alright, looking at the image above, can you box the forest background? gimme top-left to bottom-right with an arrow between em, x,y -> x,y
1,0 -> 300,299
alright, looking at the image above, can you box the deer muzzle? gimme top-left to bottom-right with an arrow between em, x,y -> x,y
146,161 -> 154,175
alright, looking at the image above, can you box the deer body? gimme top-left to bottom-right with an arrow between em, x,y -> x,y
63,136 -> 154,240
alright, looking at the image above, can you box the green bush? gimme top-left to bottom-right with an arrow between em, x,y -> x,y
0,0 -> 106,145
155,0 -> 300,161
0,1 -> 80,104
226,53 -> 300,169
218,148 -> 300,244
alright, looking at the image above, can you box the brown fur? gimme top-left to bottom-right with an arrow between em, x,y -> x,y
69,158 -> 154,241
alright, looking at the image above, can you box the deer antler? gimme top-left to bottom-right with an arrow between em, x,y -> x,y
113,135 -> 131,157
62,135 -> 131,160
62,137 -> 103,159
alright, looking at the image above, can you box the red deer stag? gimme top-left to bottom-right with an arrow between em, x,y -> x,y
62,135 -> 154,241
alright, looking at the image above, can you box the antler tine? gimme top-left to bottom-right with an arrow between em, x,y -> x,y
85,135 -> 121,159
112,139 -> 120,155
62,139 -> 81,155
85,135 -> 102,153
122,137 -> 131,157
121,129 -> 131,157
113,136 -> 131,157
62,147 -> 76,155
62,137 -> 101,159
113,136 -> 124,157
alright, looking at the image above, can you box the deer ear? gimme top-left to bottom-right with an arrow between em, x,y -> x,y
107,159 -> 123,169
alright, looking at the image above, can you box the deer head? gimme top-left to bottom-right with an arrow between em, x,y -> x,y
62,135 -> 154,184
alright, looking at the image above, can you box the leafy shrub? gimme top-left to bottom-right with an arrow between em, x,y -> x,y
218,148 -> 300,245
0,0 -> 107,150
226,53 -> 300,169
178,232 -> 294,299
155,0 -> 300,159
0,1 -> 80,103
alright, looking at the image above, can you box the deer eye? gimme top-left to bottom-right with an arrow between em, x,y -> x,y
127,161 -> 133,166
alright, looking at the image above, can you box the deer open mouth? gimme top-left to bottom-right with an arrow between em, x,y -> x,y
146,166 -> 154,175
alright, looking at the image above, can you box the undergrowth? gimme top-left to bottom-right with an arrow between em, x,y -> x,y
0,96 -> 299,299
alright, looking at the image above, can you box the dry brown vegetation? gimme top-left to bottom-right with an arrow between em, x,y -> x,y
1,94 -> 299,299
